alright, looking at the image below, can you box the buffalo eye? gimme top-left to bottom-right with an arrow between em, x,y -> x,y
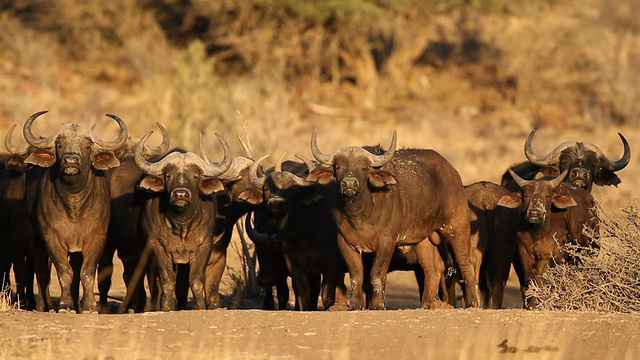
165,174 -> 171,179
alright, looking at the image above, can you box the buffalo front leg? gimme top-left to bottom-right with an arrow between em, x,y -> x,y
79,237 -> 107,313
189,240 -> 212,310
152,247 -> 177,311
414,240 -> 444,309
369,238 -> 394,310
44,235 -> 75,312
204,248 -> 227,310
336,236 -> 365,310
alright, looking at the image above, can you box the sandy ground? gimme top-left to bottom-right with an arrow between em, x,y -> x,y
2,259 -> 639,360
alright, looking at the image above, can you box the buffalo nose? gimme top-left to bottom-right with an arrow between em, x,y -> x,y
341,178 -> 358,190
267,197 -> 286,214
62,154 -> 80,166
172,188 -> 191,199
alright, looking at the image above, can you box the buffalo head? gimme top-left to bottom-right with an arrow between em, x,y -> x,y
524,127 -> 630,191
498,169 -> 577,225
16,110 -> 128,176
306,129 -> 398,197
134,131 -> 232,212
247,152 -> 321,218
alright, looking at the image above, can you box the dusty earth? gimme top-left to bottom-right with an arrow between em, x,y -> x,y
1,266 -> 639,360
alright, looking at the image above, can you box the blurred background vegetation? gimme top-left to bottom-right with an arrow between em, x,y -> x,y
1,0 -> 639,208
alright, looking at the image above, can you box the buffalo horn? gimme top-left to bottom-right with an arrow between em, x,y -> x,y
91,114 -> 129,151
249,154 -> 269,188
23,110 -> 56,149
5,124 -> 29,155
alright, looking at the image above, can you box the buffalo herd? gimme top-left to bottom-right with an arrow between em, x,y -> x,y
0,111 -> 631,313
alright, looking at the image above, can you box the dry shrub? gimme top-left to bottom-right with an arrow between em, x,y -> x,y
527,201 -> 640,313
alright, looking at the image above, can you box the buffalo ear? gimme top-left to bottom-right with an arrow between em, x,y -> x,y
139,175 -> 165,192
552,194 -> 577,209
5,155 -> 27,173
534,166 -> 560,179
368,169 -> 397,188
593,171 -> 621,187
92,151 -> 120,170
497,193 -> 522,208
306,167 -> 334,185
238,187 -> 263,205
200,177 -> 225,195
25,149 -> 56,168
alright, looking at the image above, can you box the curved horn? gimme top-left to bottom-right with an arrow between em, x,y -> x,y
367,130 -> 397,167
199,133 -> 211,163
249,154 -> 269,188
310,129 -> 335,165
508,169 -> 529,189
134,131 -> 166,176
295,154 -> 318,173
23,110 -> 56,148
549,170 -> 568,188
92,114 -> 129,151
200,133 -> 233,177
274,151 -> 287,173
237,135 -> 253,158
584,133 -> 631,172
524,127 -> 573,166
5,124 -> 29,155
244,212 -> 274,244
218,156 -> 254,181
144,122 -> 170,158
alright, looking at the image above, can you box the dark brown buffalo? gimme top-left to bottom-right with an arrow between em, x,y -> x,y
0,146 -> 36,310
97,123 -> 171,313
19,110 -> 128,313
502,128 -> 631,192
497,169 -> 598,309
248,154 -> 348,311
134,131 -> 232,311
306,130 -> 480,310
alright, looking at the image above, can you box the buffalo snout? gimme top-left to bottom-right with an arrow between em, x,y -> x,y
61,153 -> 82,175
266,197 -> 286,217
569,168 -> 590,189
340,177 -> 359,197
170,188 -> 192,208
525,198 -> 547,224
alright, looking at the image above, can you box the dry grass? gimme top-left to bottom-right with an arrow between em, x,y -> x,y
527,202 -> 640,313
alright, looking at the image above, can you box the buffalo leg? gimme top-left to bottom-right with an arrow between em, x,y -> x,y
189,244 -> 210,310
97,240 -> 115,312
414,240 -> 443,309
30,238 -> 52,312
275,277 -> 290,310
44,236 -> 75,312
439,223 -> 481,308
80,237 -> 106,313
336,235 -> 365,310
204,247 -> 228,310
369,237 -> 394,310
150,243 -> 177,311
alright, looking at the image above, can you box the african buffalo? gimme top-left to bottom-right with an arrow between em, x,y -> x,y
306,130 -> 481,310
248,153 -> 348,311
502,128 -> 630,192
134,131 -> 232,311
97,123 -> 171,313
20,110 -> 128,313
497,169 -> 598,309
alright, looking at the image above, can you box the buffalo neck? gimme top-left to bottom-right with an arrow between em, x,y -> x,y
339,189 -> 374,224
159,197 -> 212,239
49,167 -> 103,209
